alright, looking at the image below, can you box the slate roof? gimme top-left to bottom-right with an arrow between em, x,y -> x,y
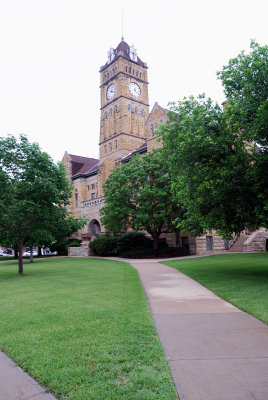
100,39 -> 147,71
121,142 -> 147,163
68,154 -> 99,177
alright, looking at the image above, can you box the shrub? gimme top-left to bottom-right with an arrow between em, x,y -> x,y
89,236 -> 118,256
116,232 -> 152,254
119,246 -> 189,259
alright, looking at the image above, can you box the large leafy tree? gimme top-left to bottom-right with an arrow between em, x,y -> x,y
160,41 -> 268,237
100,149 -> 184,250
161,95 -> 260,238
217,40 -> 268,147
0,135 -> 86,275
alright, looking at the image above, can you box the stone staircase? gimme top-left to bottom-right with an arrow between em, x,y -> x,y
229,229 -> 268,252
229,235 -> 249,252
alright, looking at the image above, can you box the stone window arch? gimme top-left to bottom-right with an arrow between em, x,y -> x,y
75,189 -> 78,208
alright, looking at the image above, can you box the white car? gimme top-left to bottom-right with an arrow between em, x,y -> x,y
23,250 -> 38,256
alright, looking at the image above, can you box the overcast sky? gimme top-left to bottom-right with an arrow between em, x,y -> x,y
0,0 -> 267,162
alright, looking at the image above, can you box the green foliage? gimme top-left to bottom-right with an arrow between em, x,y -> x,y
119,246 -> 189,259
217,40 -> 268,147
101,149 -> 184,250
0,135 -> 86,274
89,236 -> 118,256
116,232 -> 152,254
161,95 -> 261,237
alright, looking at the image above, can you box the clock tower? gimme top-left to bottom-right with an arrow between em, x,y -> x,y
98,38 -> 149,194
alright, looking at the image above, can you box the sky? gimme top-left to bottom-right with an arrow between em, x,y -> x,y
0,0 -> 267,162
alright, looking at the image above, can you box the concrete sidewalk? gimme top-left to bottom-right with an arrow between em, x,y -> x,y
0,352 -> 57,400
130,260 -> 268,400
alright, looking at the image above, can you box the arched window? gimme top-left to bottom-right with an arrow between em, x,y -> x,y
75,189 -> 78,208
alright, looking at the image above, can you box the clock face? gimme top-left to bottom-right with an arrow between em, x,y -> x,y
129,82 -> 141,97
106,83 -> 116,100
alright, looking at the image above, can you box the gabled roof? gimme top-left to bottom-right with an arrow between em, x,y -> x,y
100,38 -> 147,71
121,142 -> 147,163
68,154 -> 99,177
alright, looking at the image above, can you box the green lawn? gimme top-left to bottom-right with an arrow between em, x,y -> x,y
164,253 -> 268,324
0,257 -> 177,400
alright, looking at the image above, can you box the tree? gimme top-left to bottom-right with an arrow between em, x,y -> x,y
0,135 -> 86,275
217,40 -> 268,148
160,42 -> 268,237
217,40 -> 268,227
100,149 -> 184,250
160,95 -> 262,238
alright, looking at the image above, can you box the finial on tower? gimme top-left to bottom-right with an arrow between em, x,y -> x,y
121,0 -> 124,41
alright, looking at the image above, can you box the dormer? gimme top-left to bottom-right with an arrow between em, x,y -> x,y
129,44 -> 137,62
108,47 -> 115,64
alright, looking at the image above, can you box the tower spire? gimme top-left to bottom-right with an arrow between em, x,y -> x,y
121,0 -> 124,41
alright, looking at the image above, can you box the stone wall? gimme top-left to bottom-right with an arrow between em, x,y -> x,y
242,230 -> 268,252
68,244 -> 89,257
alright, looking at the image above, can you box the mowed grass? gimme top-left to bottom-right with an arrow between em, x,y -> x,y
164,253 -> 268,324
0,257 -> 178,400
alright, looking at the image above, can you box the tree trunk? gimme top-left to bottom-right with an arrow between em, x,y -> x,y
175,229 -> 181,247
30,246 -> 33,263
38,247 -> 42,257
18,245 -> 23,276
153,235 -> 159,251
14,248 -> 18,259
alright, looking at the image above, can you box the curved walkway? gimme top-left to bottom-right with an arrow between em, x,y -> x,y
128,259 -> 268,400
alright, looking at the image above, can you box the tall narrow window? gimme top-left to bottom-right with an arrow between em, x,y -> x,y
151,124 -> 154,136
128,104 -> 131,112
75,192 -> 78,208
104,144 -> 107,154
109,142 -> 112,152
114,105 -> 117,113
115,139 -> 117,149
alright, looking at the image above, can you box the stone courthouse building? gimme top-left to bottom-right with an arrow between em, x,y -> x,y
63,38 -> 267,255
